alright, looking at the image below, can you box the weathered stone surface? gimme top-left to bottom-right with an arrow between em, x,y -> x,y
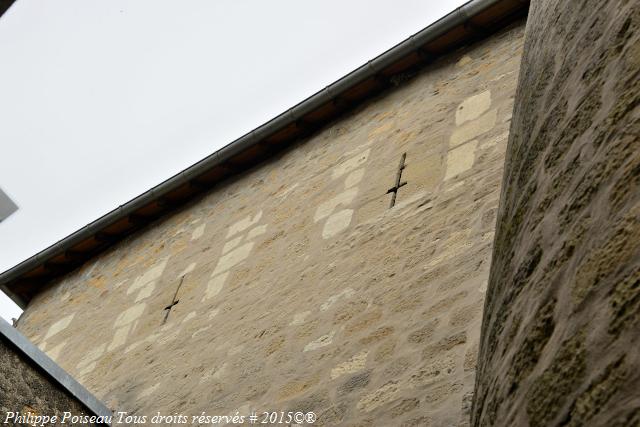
473,0 -> 640,425
0,338 -> 102,426
16,21 -> 525,426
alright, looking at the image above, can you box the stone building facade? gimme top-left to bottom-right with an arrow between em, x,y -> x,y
13,19 -> 525,427
4,0 -> 640,425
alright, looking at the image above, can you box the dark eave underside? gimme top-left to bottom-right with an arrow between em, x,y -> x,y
0,0 -> 15,17
0,0 -> 529,308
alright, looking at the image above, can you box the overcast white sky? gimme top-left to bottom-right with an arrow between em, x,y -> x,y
0,0 -> 466,322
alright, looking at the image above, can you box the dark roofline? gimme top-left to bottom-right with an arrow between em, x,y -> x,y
0,0 -> 16,18
1,0 -> 529,308
0,317 -> 112,422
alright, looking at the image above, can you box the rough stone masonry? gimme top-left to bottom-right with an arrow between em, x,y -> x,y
0,336 -> 103,427
473,0 -> 640,426
14,20 -> 526,426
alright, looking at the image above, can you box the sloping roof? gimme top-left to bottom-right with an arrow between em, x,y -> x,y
0,0 -> 529,308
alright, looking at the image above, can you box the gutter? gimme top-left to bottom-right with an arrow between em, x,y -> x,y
0,0 -> 529,307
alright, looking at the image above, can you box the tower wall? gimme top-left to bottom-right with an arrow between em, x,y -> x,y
473,0 -> 640,425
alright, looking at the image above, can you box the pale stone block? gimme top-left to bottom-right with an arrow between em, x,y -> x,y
344,168 -> 366,189
222,235 -> 243,255
114,304 -> 146,328
456,55 -> 473,67
199,363 -> 227,383
77,343 -> 106,369
456,90 -> 491,125
445,140 -> 478,181
191,223 -> 206,241
321,288 -> 355,311
290,310 -> 311,326
226,210 -> 262,238
304,331 -> 335,352
179,262 -> 197,277
479,280 -> 488,293
205,272 -> 229,300
192,325 -> 213,338
331,351 -> 368,379
332,149 -> 371,180
322,209 -> 354,239
182,311 -> 196,323
228,344 -> 245,356
108,323 -> 132,351
139,383 -> 160,398
247,224 -> 268,240
208,308 -> 220,319
46,341 -> 67,361
135,282 -> 156,303
128,258 -> 168,295
43,313 -> 76,341
124,341 -> 143,354
314,188 -> 358,222
212,242 -> 254,276
450,109 -> 497,147
276,183 -> 299,200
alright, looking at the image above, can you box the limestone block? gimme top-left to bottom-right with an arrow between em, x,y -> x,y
114,304 -> 146,328
332,149 -> 371,180
456,90 -> 491,125
222,235 -> 243,255
127,259 -> 168,295
344,168 -> 366,189
290,311 -> 311,326
304,331 -> 335,352
450,109 -> 497,148
191,223 -> 206,241
134,282 -> 155,303
43,313 -> 75,340
321,288 -> 355,311
108,324 -> 132,351
314,188 -> 358,222
247,224 -> 268,240
212,242 -> 254,276
46,341 -> 67,361
445,141 -> 478,181
205,272 -> 229,300
179,262 -> 196,277
226,211 -> 262,238
322,209 -> 354,239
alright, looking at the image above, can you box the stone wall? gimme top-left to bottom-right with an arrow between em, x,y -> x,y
473,0 -> 640,426
0,335 -> 103,426
16,22 -> 525,426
